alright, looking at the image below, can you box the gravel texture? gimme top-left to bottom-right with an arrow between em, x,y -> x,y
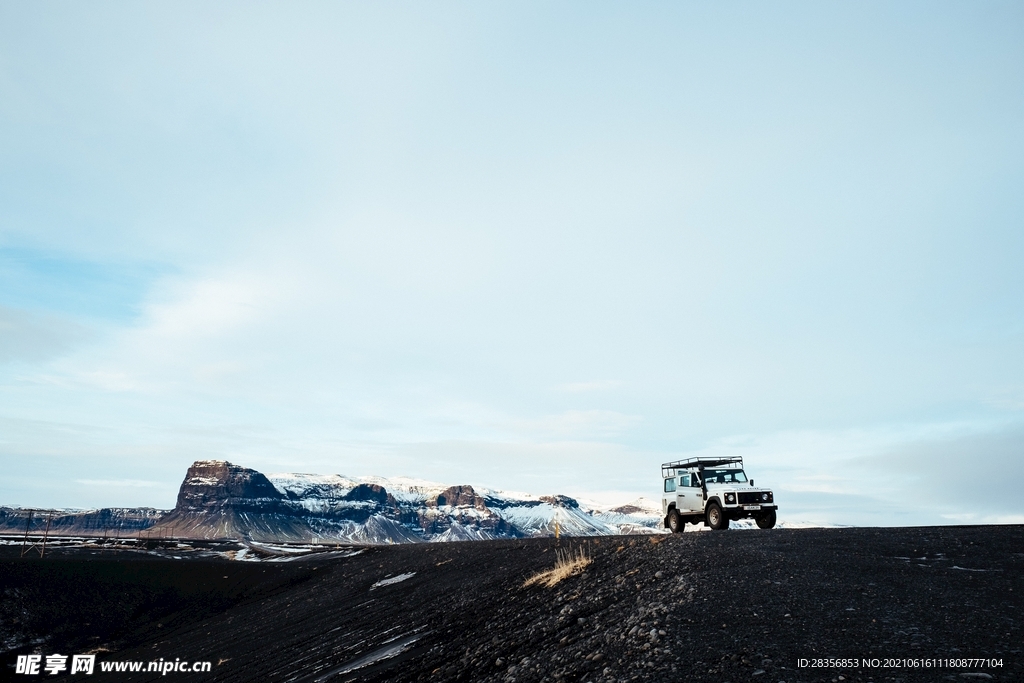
2,526 -> 1021,682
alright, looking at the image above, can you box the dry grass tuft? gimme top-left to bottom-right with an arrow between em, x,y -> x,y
523,546 -> 592,588
649,535 -> 668,545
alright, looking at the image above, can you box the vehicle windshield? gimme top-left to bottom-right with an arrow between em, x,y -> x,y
701,469 -> 747,484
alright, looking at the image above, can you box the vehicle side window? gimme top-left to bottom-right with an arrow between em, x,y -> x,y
679,473 -> 690,487
664,478 -> 676,493
692,475 -> 701,487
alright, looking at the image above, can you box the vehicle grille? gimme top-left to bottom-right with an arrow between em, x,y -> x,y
738,492 -> 772,505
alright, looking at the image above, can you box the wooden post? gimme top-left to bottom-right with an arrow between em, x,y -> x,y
40,515 -> 51,558
19,510 -> 34,558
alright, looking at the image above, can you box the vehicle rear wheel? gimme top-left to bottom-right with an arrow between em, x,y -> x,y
668,508 -> 683,533
755,509 -> 777,529
706,503 -> 729,530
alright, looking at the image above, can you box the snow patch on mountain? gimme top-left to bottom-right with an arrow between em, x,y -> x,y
269,473 -> 359,499
310,514 -> 425,545
589,496 -> 666,534
495,502 -> 614,536
429,522 -> 495,542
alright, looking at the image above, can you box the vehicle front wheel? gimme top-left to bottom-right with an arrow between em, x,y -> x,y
668,508 -> 683,533
705,503 -> 729,530
755,509 -> 777,529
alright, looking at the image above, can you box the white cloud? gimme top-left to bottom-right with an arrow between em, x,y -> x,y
39,266 -> 296,394
142,274 -> 272,339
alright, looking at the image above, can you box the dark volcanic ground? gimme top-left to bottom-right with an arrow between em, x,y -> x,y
2,526 -> 1021,683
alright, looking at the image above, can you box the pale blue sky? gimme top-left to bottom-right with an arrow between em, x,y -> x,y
1,2 -> 1022,525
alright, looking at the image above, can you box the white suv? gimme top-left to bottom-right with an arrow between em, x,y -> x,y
661,456 -> 777,531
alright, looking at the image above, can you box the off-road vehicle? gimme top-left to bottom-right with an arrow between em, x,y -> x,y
661,456 -> 777,531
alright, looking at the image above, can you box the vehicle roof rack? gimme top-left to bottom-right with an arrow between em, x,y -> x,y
661,456 -> 743,477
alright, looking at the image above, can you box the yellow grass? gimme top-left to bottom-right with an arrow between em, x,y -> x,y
523,546 -> 592,588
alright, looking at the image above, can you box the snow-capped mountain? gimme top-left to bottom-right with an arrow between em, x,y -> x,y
160,461 -> 672,542
0,460 -> 668,544
261,468 -> 652,542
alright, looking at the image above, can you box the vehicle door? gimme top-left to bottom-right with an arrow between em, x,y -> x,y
676,472 -> 694,512
688,472 -> 704,512
663,476 -> 676,514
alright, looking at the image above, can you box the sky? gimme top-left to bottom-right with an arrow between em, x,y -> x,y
1,2 -> 1022,527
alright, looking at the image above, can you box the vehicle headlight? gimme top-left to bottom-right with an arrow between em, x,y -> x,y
761,493 -> 768,501
725,493 -> 735,504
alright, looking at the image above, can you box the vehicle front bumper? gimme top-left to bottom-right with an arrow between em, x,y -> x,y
722,503 -> 777,518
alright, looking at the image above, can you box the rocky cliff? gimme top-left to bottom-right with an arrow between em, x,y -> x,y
0,506 -> 162,537
154,460 -> 316,542
175,460 -> 286,511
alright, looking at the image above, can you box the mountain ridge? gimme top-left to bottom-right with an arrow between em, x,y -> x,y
0,460 -> 665,543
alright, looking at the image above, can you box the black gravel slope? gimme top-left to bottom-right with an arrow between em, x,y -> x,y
2,526 -> 1021,683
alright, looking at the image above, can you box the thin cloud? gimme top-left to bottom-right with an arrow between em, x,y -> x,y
0,305 -> 89,365
554,380 -> 623,393
76,479 -> 164,488
505,410 -> 643,439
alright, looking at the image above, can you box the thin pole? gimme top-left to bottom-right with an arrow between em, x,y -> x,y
40,515 -> 51,558
19,510 -> 34,558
